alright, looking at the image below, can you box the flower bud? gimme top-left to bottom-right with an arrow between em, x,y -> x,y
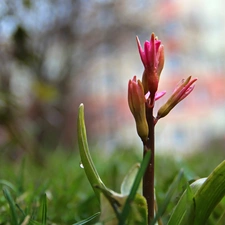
128,76 -> 148,142
156,76 -> 197,120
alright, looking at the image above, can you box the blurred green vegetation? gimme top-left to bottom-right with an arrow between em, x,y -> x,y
0,138 -> 224,224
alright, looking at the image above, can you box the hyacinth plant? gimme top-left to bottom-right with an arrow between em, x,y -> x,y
77,33 -> 225,225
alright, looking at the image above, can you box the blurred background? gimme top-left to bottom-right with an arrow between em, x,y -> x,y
1,0 -> 225,223
0,0 -> 225,159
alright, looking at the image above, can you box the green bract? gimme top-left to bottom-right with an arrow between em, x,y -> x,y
168,160 -> 225,225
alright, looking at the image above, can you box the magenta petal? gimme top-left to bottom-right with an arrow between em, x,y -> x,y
155,40 -> 161,52
150,35 -> 156,69
145,91 -> 150,100
136,36 -> 146,66
132,75 -> 137,82
144,41 -> 151,67
179,84 -> 196,101
155,91 -> 166,100
145,91 -> 166,101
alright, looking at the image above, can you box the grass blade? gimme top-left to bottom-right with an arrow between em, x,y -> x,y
2,186 -> 18,225
40,193 -> 47,225
72,212 -> 100,225
121,163 -> 141,195
151,170 -> 184,225
20,215 -> 30,225
0,179 -> 17,192
28,220 -> 42,225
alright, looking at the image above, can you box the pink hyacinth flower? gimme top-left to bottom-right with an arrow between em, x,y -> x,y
136,33 -> 164,107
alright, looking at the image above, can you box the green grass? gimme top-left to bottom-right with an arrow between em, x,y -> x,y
0,141 -> 225,224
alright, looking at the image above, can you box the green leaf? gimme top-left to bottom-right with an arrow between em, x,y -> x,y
167,178 -> 207,225
77,104 -> 107,201
127,194 -> 148,225
216,206 -> 225,225
2,186 -> 18,225
118,151 -> 150,225
97,152 -> 150,225
98,188 -> 147,225
0,180 -> 17,192
121,163 -> 141,195
28,220 -> 43,225
168,159 -> 225,225
151,170 -> 184,225
72,212 -> 100,225
98,190 -> 125,224
193,160 -> 225,224
40,193 -> 47,225
20,215 -> 31,225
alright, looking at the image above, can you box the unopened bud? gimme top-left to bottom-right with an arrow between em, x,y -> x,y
157,76 -> 197,120
128,76 -> 148,142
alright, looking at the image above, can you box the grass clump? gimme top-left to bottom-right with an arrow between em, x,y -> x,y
0,141 -> 224,224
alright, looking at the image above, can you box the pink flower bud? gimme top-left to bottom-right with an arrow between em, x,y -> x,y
156,76 -> 197,120
136,33 -> 165,107
128,76 -> 148,142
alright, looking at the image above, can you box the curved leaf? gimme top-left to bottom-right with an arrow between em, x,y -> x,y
168,159 -> 225,225
121,163 -> 140,196
0,180 -> 17,192
72,212 -> 100,225
151,170 -> 184,225
40,193 -> 47,225
193,160 -> 225,224
2,187 -> 18,225
77,103 -> 106,201
167,178 -> 206,225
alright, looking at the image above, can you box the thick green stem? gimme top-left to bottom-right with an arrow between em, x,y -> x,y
143,106 -> 155,224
